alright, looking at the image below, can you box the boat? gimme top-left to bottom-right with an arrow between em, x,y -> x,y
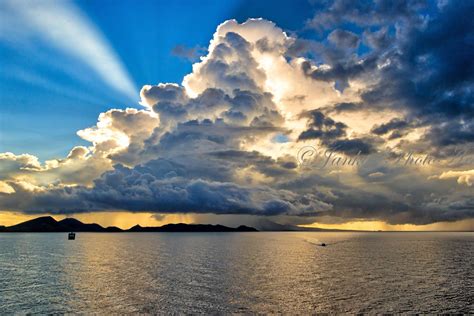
68,232 -> 76,240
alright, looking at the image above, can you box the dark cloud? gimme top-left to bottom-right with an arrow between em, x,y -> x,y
387,130 -> 405,140
285,38 -> 315,57
424,120 -> 474,147
301,53 -> 378,92
0,158 -> 331,217
371,118 -> 410,135
368,2 -> 473,121
171,44 -> 206,61
305,0 -> 474,151
328,138 -> 375,155
307,0 -> 427,31
298,110 -> 347,141
328,29 -> 360,49
278,167 -> 474,225
298,110 -> 376,155
323,102 -> 364,114
359,2 -> 474,120
363,27 -> 391,50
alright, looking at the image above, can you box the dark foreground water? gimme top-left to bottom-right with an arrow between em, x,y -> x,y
0,232 -> 472,314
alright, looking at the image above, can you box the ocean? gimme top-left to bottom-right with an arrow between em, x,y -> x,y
0,232 -> 472,313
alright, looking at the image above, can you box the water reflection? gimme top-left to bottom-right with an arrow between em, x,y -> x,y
0,232 -> 472,313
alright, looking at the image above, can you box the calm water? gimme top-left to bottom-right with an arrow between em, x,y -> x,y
0,232 -> 472,314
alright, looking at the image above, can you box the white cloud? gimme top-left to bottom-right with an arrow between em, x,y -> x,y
0,18 -> 472,226
438,170 -> 474,187
0,181 -> 15,194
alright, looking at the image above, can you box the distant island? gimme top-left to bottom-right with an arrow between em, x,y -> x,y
0,216 -> 258,233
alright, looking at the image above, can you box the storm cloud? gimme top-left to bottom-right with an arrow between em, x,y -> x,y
1,9 -> 473,227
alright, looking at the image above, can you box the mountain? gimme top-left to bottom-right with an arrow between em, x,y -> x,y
254,219 -> 351,231
129,223 -> 257,232
57,218 -> 111,232
1,216 -> 123,232
5,216 -> 64,232
255,219 -> 303,231
0,216 -> 258,233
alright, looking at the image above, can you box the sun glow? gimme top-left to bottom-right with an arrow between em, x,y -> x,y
302,219 -> 474,232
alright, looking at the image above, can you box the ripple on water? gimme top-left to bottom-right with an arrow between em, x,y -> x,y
0,232 -> 473,313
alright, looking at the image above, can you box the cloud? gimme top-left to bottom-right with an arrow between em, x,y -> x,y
360,1 -> 474,140
301,0 -> 474,158
0,158 -> 331,216
363,27 -> 391,50
0,14 -> 473,227
328,29 -> 360,49
307,0 -> 426,31
171,44 -> 206,61
438,170 -> 474,187
371,118 -> 410,136
0,152 -> 42,176
0,181 -> 15,194
297,110 -> 376,155
423,120 -> 474,147
368,172 -> 384,178
298,110 -> 347,141
328,138 -> 375,155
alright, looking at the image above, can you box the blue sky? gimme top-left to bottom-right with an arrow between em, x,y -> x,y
0,0 -> 314,160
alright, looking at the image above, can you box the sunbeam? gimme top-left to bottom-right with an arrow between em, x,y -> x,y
1,0 -> 137,100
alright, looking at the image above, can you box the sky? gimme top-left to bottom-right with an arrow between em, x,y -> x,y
0,0 -> 473,230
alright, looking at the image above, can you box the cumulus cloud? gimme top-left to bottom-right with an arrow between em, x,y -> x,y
1,12 -> 473,226
0,152 -> 42,175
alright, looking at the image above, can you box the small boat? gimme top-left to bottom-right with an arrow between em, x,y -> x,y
68,232 -> 76,240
